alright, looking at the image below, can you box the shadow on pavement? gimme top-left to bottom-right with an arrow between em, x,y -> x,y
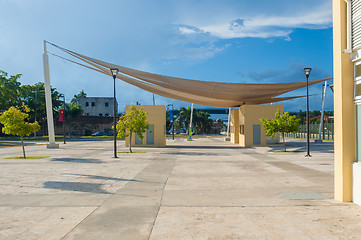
268,141 -> 334,154
65,173 -> 142,182
51,158 -> 103,163
43,181 -> 110,194
161,152 -> 229,156
166,145 -> 242,150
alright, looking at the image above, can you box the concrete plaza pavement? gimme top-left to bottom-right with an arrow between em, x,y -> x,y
0,137 -> 361,239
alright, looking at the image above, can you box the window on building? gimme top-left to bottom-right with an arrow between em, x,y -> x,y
357,105 -> 361,162
240,125 -> 245,134
91,102 -> 95,107
356,82 -> 361,99
85,102 -> 89,107
105,102 -> 109,107
355,62 -> 361,100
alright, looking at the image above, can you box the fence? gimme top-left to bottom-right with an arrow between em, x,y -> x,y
285,123 -> 334,140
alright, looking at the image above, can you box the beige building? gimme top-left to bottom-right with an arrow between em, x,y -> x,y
125,105 -> 166,148
231,105 -> 283,147
333,0 -> 360,203
78,96 -> 118,117
230,109 -> 240,144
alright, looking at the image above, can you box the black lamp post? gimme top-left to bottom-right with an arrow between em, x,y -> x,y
304,67 -> 312,157
110,68 -> 119,158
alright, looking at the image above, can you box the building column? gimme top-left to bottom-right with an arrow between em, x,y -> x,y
333,0 -> 355,202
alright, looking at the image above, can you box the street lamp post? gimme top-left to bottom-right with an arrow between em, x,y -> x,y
110,68 -> 119,158
304,67 -> 312,157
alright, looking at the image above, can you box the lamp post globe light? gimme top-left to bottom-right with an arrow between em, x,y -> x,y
303,67 -> 312,157
110,68 -> 119,158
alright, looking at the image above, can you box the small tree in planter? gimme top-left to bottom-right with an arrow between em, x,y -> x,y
0,104 -> 40,158
260,109 -> 300,152
116,104 -> 150,153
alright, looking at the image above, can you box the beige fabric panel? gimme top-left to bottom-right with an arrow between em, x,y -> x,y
59,47 -> 330,101
49,43 -> 330,107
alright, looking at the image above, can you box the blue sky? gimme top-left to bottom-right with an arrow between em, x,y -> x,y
0,0 -> 333,112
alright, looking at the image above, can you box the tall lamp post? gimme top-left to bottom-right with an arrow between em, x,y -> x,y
304,67 -> 312,157
110,68 -> 119,158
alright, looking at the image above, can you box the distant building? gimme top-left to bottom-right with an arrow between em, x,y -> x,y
78,96 -> 118,117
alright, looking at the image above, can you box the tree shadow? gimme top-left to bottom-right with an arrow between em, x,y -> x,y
65,173 -> 142,182
268,141 -> 334,154
51,158 -> 103,163
166,145 -> 241,150
43,181 -> 110,194
161,152 -> 228,156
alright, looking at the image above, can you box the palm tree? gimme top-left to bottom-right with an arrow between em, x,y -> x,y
175,107 -> 213,134
71,90 -> 87,105
176,106 -> 192,133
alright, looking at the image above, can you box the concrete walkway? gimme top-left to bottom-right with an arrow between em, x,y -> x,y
0,137 -> 361,239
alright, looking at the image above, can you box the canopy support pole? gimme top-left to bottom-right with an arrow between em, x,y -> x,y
226,107 -> 231,138
316,81 -> 328,143
43,40 -> 59,148
189,103 -> 194,141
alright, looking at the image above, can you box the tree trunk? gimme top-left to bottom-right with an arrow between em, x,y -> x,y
129,132 -> 132,153
21,137 -> 26,159
282,132 -> 286,152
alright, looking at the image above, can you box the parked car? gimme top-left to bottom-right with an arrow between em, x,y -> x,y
91,132 -> 111,136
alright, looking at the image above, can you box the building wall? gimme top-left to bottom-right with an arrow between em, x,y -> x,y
238,105 -> 283,147
78,96 -> 118,117
230,109 -> 239,144
125,105 -> 166,147
333,0 -> 356,202
55,116 -> 113,136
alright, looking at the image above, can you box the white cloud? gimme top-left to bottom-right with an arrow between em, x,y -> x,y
179,26 -> 198,35
177,1 -> 331,40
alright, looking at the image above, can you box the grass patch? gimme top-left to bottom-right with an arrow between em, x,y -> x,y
117,151 -> 146,154
4,156 -> 50,159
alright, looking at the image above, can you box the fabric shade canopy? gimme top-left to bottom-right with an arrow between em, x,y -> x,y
48,42 -> 331,107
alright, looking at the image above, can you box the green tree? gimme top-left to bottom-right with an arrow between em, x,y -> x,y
0,104 -> 40,158
193,111 -> 213,134
116,104 -> 150,153
64,101 -> 83,136
0,71 -> 21,111
71,90 -> 87,105
176,106 -> 191,133
175,107 -> 213,134
20,82 -> 62,135
260,110 -> 300,152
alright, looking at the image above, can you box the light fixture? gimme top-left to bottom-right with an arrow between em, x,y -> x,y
303,68 -> 312,78
110,68 -> 119,158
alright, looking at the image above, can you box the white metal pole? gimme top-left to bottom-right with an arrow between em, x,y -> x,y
318,81 -> 328,141
43,40 -> 58,148
188,103 -> 194,141
189,103 -> 194,129
226,107 -> 231,137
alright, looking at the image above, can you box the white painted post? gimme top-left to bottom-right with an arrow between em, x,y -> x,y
188,103 -> 194,141
317,81 -> 328,142
43,40 -> 59,148
226,107 -> 231,138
